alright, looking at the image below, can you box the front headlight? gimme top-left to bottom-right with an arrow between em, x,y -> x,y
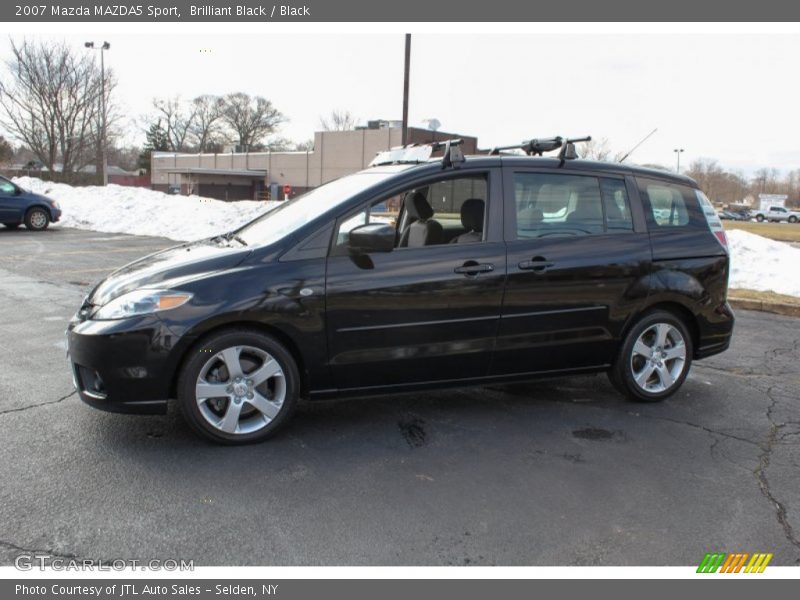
49,200 -> 60,210
93,289 -> 193,320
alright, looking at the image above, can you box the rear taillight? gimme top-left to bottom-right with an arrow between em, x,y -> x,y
713,229 -> 728,249
696,190 -> 728,253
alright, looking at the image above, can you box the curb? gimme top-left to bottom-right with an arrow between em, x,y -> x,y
729,297 -> 800,318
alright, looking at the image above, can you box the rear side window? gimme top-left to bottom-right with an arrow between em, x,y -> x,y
641,181 -> 690,227
513,172 -> 632,239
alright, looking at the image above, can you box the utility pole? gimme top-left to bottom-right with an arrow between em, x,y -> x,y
401,34 -> 411,146
674,148 -> 685,174
85,41 -> 110,185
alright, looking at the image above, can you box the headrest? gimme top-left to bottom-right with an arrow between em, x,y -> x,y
460,198 -> 485,232
404,191 -> 434,220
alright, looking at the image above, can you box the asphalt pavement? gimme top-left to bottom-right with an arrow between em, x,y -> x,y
0,227 -> 798,566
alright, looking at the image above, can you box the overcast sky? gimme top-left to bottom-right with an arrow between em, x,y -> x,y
2,32 -> 798,175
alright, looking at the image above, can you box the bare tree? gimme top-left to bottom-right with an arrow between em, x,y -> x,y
221,93 -> 284,151
579,137 -> 624,162
685,158 -> 748,204
319,109 -> 357,131
152,96 -> 197,152
190,95 -> 226,152
0,136 -> 12,165
0,38 -> 108,174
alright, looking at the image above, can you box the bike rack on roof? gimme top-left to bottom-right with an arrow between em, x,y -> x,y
489,136 -> 592,161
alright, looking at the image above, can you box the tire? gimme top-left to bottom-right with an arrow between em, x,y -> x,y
2,223 -> 20,229
177,329 -> 299,444
608,310 -> 693,403
756,214 -> 765,222
789,216 -> 798,224
24,207 -> 50,231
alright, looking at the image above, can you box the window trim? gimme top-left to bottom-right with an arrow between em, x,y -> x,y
328,167 -> 502,257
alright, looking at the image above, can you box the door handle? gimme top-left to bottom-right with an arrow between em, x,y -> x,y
518,256 -> 554,272
454,261 -> 494,276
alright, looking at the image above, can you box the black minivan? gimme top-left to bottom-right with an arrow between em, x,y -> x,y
67,140 -> 734,444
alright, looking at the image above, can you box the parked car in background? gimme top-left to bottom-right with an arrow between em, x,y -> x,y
0,175 -> 61,231
754,206 -> 800,223
718,210 -> 749,221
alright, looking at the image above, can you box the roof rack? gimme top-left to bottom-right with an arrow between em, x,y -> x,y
489,136 -> 591,160
369,138 -> 466,170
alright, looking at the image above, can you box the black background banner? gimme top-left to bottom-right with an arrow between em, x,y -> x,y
3,0 -> 800,22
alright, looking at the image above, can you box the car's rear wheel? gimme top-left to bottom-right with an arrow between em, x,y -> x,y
756,214 -> 765,222
609,310 -> 693,402
24,207 -> 50,231
177,329 -> 299,444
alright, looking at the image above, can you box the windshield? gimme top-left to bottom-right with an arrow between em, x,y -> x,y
236,169 -> 405,246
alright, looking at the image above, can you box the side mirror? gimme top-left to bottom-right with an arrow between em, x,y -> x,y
348,223 -> 395,253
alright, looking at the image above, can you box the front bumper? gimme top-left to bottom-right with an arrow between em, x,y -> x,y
67,313 -> 193,415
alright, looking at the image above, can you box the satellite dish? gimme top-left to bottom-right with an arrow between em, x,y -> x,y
422,118 -> 441,132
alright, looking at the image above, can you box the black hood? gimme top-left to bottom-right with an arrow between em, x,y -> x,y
89,238 -> 252,307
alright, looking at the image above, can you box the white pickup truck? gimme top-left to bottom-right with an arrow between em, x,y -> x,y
754,206 -> 800,223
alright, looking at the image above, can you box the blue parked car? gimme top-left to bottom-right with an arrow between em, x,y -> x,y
0,175 -> 61,231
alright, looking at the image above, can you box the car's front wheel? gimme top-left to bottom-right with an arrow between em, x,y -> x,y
789,216 -> 798,224
177,329 -> 299,444
756,214 -> 765,222
609,311 -> 693,402
24,207 -> 50,231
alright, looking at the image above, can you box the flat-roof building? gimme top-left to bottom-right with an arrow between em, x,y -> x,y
150,124 -> 478,201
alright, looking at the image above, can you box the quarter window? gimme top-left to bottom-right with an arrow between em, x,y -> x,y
643,182 -> 690,227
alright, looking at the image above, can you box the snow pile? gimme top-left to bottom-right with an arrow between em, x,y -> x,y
727,229 -> 800,297
12,176 -> 279,241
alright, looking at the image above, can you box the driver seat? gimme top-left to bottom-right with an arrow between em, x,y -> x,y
398,192 -> 443,247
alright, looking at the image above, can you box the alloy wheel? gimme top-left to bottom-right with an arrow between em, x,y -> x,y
629,323 -> 687,394
30,210 -> 47,229
195,345 -> 286,435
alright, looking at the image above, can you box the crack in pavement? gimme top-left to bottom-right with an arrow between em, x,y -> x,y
753,384 -> 800,551
632,412 -> 763,449
0,390 -> 76,416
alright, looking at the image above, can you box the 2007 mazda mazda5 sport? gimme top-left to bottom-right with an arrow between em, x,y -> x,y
67,143 -> 734,444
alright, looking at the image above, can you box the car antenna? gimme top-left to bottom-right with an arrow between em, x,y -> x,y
618,128 -> 658,163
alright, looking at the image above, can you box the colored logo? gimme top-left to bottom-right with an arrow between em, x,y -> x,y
697,552 -> 773,573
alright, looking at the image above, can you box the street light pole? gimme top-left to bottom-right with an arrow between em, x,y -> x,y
85,41 -> 110,185
673,148 -> 684,174
401,34 -> 411,146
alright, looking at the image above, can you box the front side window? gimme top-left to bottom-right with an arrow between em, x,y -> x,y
335,173 -> 489,249
513,173 -> 632,239
237,168 -> 409,247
